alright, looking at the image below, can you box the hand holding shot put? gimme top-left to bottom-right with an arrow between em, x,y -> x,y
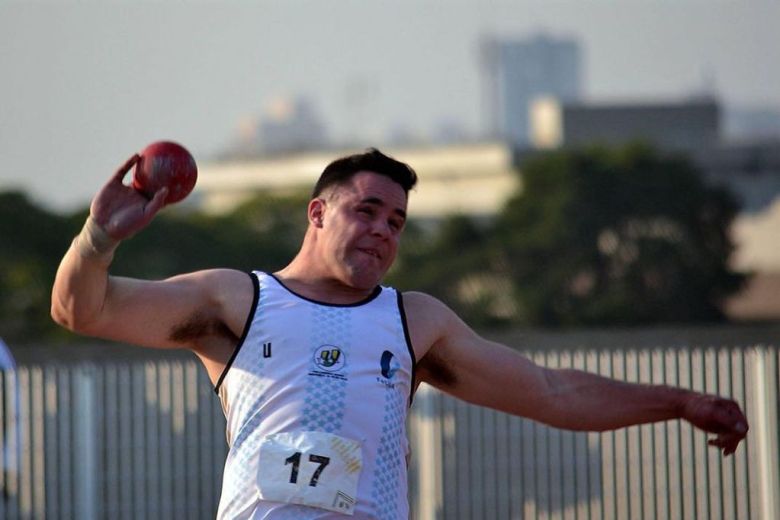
52,147 -> 748,519
89,141 -> 196,241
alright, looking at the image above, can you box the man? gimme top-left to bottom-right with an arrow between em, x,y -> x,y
52,148 -> 748,519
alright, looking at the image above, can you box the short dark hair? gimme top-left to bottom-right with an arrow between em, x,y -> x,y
312,148 -> 418,198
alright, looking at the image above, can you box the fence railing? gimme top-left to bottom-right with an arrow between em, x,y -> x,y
408,346 -> 779,520
1,346 -> 777,519
1,362 -> 227,519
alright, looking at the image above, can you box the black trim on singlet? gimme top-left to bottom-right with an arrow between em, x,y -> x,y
214,271 -> 260,394
268,273 -> 383,307
396,290 -> 417,407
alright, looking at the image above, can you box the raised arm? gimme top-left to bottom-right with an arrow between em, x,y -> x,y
52,154 -> 164,332
405,292 -> 748,456
51,155 -> 252,383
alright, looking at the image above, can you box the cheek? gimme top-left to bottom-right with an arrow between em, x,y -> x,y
386,239 -> 400,261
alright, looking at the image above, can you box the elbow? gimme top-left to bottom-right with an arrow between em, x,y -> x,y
50,300 -> 79,332
50,296 -> 97,335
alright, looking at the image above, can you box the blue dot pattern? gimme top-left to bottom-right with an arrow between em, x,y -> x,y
370,312 -> 410,520
302,306 -> 351,432
219,407 -> 265,518
217,283 -> 272,519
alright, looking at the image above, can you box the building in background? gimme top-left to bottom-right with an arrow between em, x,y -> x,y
226,96 -> 328,158
725,106 -> 780,142
529,96 -> 720,152
192,142 -> 517,221
524,94 -> 780,320
195,92 -> 780,321
480,33 -> 582,147
526,96 -> 780,213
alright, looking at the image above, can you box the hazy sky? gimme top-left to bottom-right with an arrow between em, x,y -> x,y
1,0 -> 779,211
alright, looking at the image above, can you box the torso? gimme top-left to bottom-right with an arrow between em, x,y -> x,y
194,272 -> 442,387
214,271 -> 417,519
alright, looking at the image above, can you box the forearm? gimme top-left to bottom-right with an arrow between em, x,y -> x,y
537,368 -> 695,432
51,217 -> 119,333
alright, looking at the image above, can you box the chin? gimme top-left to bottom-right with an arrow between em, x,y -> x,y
345,269 -> 384,290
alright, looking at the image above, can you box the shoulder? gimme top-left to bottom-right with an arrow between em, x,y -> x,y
180,267 -> 253,286
163,268 -> 255,329
399,291 -> 460,359
165,269 -> 255,351
210,268 -> 257,295
208,268 -> 256,314
399,290 -> 453,323
167,268 -> 254,304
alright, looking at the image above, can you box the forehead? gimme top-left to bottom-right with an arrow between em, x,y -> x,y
335,171 -> 408,211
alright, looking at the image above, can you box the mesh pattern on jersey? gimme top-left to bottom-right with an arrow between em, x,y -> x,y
370,386 -> 406,520
217,283 -> 271,520
370,311 -> 409,520
302,305 -> 351,432
219,407 -> 265,519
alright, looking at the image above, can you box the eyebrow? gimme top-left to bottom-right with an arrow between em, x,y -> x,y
360,196 -> 407,220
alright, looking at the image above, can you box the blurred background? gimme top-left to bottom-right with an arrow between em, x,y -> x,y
0,1 -> 779,518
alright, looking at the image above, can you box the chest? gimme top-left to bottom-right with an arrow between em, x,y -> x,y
253,300 -> 409,377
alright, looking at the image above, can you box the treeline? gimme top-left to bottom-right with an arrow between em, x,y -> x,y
0,144 -> 746,345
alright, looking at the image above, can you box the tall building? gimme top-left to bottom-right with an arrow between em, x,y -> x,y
481,34 -> 582,147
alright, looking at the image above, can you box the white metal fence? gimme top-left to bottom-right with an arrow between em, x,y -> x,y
1,362 -> 227,519
0,346 -> 777,519
408,346 -> 779,520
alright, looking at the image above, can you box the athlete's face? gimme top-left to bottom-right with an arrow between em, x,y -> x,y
312,171 -> 408,290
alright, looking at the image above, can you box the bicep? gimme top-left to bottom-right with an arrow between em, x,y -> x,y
88,269 -> 250,351
417,310 -> 554,418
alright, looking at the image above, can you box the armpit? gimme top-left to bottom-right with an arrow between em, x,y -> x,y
169,311 -> 238,344
417,348 -> 458,389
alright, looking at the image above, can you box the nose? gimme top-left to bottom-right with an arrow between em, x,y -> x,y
370,219 -> 391,239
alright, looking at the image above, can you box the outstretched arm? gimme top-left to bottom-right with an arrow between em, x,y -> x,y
406,292 -> 748,456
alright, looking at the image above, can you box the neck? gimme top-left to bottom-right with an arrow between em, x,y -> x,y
275,257 -> 377,305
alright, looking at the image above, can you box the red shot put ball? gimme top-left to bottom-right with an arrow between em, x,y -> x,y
132,141 -> 198,204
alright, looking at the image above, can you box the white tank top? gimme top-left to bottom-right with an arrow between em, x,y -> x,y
215,272 -> 416,519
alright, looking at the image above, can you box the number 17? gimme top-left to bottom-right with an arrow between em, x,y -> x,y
285,452 -> 331,487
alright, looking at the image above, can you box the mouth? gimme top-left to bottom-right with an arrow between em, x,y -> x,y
358,248 -> 382,260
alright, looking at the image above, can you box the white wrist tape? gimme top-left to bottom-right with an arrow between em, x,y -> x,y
74,216 -> 119,261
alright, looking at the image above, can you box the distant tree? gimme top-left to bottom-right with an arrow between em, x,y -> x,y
0,145 -> 749,343
0,192 -> 73,342
494,144 -> 746,326
388,215 -> 513,328
100,192 -> 310,282
0,190 -> 310,344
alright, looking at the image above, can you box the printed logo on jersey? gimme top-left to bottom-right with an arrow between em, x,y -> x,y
377,349 -> 401,389
310,345 -> 348,381
314,345 -> 345,372
380,350 -> 400,379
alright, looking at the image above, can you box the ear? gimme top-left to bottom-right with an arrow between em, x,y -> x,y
308,198 -> 326,228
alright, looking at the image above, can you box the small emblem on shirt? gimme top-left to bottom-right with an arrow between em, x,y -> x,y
310,345 -> 347,380
377,349 -> 401,388
314,346 -> 345,372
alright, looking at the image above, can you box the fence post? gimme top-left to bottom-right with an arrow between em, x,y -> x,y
752,346 -> 780,520
413,385 -> 442,519
74,365 -> 98,519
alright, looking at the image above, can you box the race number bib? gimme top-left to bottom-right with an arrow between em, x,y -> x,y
257,431 -> 363,515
